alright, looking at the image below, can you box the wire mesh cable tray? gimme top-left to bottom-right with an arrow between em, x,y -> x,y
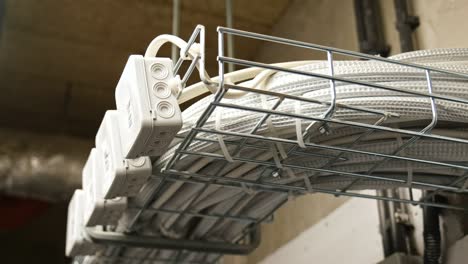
94,25 -> 468,261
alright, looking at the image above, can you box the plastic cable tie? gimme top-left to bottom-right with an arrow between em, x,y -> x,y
270,144 -> 283,169
295,100 -> 306,148
303,175 -> 314,193
276,140 -> 288,159
407,168 -> 414,188
168,75 -> 182,96
180,42 -> 200,60
215,109 -> 234,162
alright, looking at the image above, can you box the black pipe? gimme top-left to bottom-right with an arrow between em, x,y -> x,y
353,0 -> 390,56
423,195 -> 442,264
394,0 -> 420,53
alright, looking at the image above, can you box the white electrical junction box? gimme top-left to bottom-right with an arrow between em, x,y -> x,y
95,111 -> 152,199
66,189 -> 103,257
115,55 -> 182,159
82,148 -> 127,227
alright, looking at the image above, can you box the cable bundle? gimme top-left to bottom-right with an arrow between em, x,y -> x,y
110,48 -> 468,262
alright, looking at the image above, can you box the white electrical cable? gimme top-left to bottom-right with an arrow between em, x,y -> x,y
144,33 -> 315,103
184,50 -> 468,260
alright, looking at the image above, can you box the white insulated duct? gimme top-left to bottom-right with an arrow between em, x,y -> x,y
0,129 -> 89,201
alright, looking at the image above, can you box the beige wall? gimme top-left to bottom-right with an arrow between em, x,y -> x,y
380,0 -> 468,54
379,0 -> 401,55
413,0 -> 468,49
256,0 -> 358,63
224,194 -> 348,264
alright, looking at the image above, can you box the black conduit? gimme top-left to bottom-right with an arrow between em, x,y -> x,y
423,195 -> 442,264
394,0 -> 420,53
353,0 -> 390,57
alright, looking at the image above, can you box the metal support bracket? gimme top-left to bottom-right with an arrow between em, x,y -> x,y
86,226 -> 261,255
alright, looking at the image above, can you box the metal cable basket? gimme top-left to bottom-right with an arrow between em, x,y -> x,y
87,25 -> 468,263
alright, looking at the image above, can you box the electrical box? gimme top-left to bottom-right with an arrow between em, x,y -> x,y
66,189 -> 103,257
82,148 -> 127,227
95,111 -> 152,199
115,55 -> 182,159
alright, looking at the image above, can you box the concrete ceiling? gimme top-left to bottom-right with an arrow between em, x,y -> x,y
0,0 -> 291,137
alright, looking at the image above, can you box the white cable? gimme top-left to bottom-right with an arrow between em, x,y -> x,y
144,34 -> 199,59
178,61 -> 315,104
144,34 -> 315,103
155,49 -> 468,241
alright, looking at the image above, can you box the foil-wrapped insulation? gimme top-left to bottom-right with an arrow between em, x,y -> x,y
0,129 -> 91,201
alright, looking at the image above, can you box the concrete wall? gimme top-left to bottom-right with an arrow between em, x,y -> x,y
256,0 -> 358,63
0,0 -> 290,137
413,0 -> 468,49
259,196 -> 383,264
224,194 -> 348,264
380,0 -> 468,54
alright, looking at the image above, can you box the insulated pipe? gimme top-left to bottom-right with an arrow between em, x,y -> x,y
0,129 -> 89,201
